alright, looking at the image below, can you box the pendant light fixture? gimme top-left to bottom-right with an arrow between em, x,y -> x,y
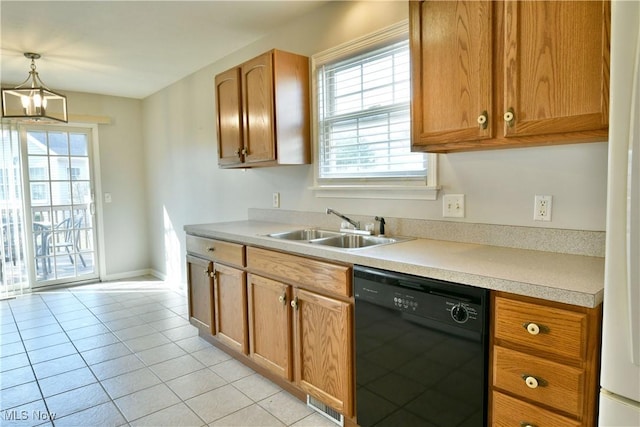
1,52 -> 68,122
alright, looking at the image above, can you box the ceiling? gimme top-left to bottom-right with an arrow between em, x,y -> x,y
0,1 -> 327,99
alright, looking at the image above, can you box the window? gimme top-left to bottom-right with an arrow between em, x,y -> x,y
312,21 -> 437,200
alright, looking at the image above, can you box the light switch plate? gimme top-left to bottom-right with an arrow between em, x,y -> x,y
443,194 -> 465,218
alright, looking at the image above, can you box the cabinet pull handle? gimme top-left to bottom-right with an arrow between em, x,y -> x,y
504,108 -> 515,126
290,297 -> 298,310
477,111 -> 488,129
522,322 -> 548,335
207,247 -> 215,252
241,147 -> 248,156
521,374 -> 547,388
520,423 -> 537,427
278,293 -> 287,305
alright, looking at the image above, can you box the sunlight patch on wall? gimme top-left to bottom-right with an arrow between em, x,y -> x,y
163,206 -> 182,284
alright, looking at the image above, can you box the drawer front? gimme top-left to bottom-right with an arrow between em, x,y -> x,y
247,247 -> 351,297
492,391 -> 581,427
493,345 -> 585,416
494,296 -> 587,361
186,235 -> 245,267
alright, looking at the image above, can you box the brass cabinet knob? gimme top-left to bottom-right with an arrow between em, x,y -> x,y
290,297 -> 298,309
504,108 -> 515,126
278,293 -> 287,305
477,111 -> 488,129
521,374 -> 547,388
522,322 -> 548,335
525,322 -> 540,335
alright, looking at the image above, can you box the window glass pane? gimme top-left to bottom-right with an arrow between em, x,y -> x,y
49,156 -> 70,180
28,158 -> 49,181
30,183 -> 50,206
318,38 -> 426,180
50,181 -> 71,205
70,134 -> 88,156
48,131 -> 69,155
27,131 -> 47,155
69,157 -> 89,180
71,181 -> 91,204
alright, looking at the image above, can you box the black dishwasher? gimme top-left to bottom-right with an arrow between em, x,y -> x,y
354,265 -> 489,427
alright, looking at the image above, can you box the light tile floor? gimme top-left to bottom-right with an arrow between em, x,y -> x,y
0,279 -> 337,427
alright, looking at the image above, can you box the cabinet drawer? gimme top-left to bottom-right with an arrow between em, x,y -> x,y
186,235 -> 245,267
247,247 -> 351,297
494,296 -> 587,361
492,391 -> 581,427
492,345 -> 584,416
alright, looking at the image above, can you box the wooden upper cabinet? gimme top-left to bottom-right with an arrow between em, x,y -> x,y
410,1 -> 493,147
215,49 -> 311,168
410,0 -> 610,153
215,68 -> 243,167
503,1 -> 610,139
242,53 -> 276,165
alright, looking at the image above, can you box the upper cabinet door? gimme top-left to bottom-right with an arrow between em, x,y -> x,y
503,0 -> 610,138
215,67 -> 243,167
411,0 -> 493,147
242,52 -> 276,165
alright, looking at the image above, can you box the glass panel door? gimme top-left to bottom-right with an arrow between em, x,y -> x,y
24,126 -> 98,285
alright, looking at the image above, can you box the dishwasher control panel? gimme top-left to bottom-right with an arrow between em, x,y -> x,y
354,265 -> 488,334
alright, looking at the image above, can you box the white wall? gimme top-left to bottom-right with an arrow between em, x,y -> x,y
65,92 -> 149,278
142,1 -> 608,281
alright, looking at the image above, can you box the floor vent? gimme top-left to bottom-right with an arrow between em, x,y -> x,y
306,395 -> 344,426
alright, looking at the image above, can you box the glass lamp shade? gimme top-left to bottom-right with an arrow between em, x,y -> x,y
1,87 -> 68,123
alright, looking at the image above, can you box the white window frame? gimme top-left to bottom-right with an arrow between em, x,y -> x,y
309,20 -> 438,200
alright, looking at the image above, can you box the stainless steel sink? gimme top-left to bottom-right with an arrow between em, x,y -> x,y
265,228 -> 413,249
310,234 -> 409,249
266,229 -> 344,241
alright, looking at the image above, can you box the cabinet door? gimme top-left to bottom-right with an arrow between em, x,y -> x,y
215,67 -> 243,167
292,288 -> 353,416
503,0 -> 610,138
242,52 -> 276,164
186,255 -> 214,333
247,274 -> 292,380
213,263 -> 248,354
410,0 -> 493,147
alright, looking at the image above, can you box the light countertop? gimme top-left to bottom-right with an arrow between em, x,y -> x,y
184,220 -> 604,308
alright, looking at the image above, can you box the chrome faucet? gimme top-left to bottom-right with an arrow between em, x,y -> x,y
326,208 -> 360,230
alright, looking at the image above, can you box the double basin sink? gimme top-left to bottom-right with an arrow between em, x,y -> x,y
265,228 -> 412,249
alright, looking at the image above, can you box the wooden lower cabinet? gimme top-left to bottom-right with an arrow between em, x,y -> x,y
247,274 -> 292,380
492,391 -> 581,427
292,287 -> 353,416
213,263 -> 248,354
489,292 -> 602,427
186,255 -> 214,333
246,246 -> 355,419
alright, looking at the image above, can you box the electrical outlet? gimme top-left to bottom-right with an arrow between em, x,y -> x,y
443,194 -> 465,218
272,192 -> 280,208
534,195 -> 552,221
